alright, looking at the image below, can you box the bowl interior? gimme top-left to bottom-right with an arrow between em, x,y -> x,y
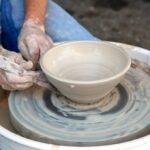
41,41 -> 130,82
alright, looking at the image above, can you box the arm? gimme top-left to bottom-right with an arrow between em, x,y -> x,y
0,1 -> 51,91
24,0 -> 47,26
18,0 -> 53,67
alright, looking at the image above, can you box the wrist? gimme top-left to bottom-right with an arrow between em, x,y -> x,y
23,19 -> 45,32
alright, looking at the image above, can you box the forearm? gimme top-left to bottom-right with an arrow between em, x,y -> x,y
19,0 -> 52,66
24,0 -> 48,26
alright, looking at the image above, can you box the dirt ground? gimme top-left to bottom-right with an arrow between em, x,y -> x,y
54,0 -> 150,49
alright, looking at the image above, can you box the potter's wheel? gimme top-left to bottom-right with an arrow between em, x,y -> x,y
8,59 -> 150,146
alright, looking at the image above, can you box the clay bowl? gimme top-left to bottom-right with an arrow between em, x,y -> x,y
40,41 -> 131,104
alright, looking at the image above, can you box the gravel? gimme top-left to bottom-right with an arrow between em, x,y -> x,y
54,0 -> 150,49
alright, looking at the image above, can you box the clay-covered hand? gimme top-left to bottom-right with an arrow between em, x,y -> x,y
18,20 -> 53,67
0,46 -> 34,90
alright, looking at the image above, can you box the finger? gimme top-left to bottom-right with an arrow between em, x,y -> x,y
7,53 -> 18,62
20,61 -> 33,70
39,36 -> 53,56
0,73 -> 10,90
46,35 -> 53,47
1,82 -> 33,91
1,84 -> 15,91
15,54 -> 33,70
15,53 -> 26,64
25,36 -> 40,65
14,54 -> 33,70
5,72 -> 33,84
0,71 -> 18,91
39,43 -> 50,56
0,73 -> 15,90
35,71 -> 48,82
12,82 -> 33,90
36,81 -> 55,91
1,51 -> 19,62
18,40 -> 31,61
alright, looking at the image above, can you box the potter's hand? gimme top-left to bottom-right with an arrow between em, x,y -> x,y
0,46 -> 34,90
18,20 -> 53,67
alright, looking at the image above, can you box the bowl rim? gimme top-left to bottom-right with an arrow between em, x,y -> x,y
40,41 -> 131,85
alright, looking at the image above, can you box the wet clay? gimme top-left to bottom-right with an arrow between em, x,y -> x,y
0,59 -> 150,146
8,59 -> 150,146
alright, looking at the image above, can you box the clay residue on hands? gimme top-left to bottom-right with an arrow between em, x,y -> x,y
18,19 -> 53,67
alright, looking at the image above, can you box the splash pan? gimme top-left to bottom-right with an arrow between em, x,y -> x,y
8,59 -> 150,146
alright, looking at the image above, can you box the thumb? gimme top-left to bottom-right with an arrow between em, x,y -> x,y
25,38 -> 40,68
20,61 -> 33,70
